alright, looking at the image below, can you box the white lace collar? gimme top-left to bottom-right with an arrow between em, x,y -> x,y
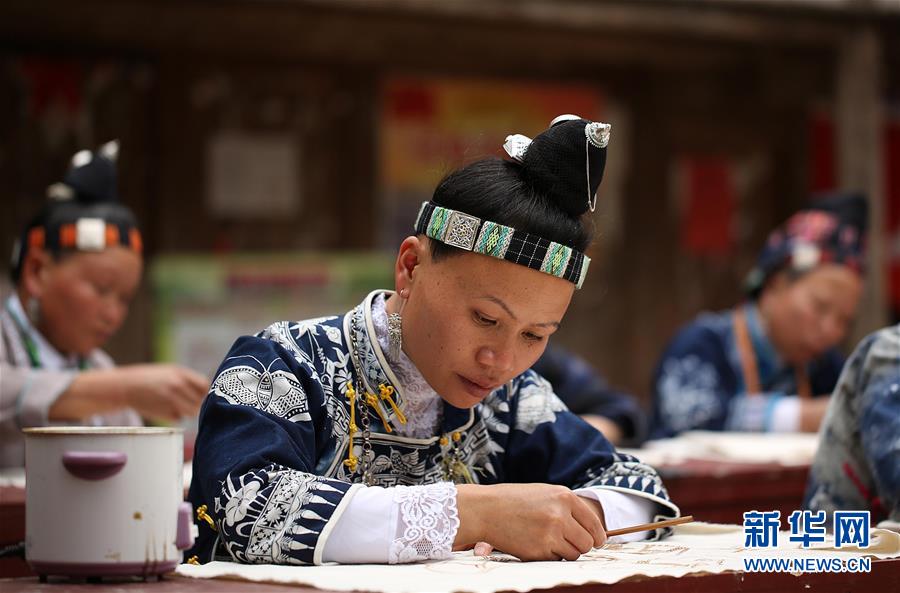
370,293 -> 444,439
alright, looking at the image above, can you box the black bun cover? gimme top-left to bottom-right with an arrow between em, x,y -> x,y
520,118 -> 607,218
62,144 -> 119,205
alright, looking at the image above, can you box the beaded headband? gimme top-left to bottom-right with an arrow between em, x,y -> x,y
10,141 -> 142,281
22,219 -> 142,254
414,201 -> 591,289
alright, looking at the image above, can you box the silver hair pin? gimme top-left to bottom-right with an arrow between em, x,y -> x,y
585,137 -> 596,213
584,122 -> 611,212
99,139 -> 119,161
46,182 -> 75,201
586,122 -> 611,149
71,149 -> 93,168
551,113 -> 581,126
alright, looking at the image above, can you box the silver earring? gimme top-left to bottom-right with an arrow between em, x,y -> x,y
388,312 -> 402,360
388,289 -> 408,360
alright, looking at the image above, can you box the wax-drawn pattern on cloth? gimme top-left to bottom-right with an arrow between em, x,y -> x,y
348,304 -> 393,391
514,374 -> 568,434
371,449 -> 427,478
589,459 -> 669,498
290,317 -> 343,386
214,464 -> 351,565
258,316 -> 343,388
476,391 -> 510,458
417,543 -> 714,575
581,451 -> 644,483
213,355 -> 311,422
259,321 -> 303,360
328,420 -> 499,485
260,318 -> 353,441
322,349 -> 353,441
289,316 -> 342,345
657,354 -> 722,432
437,420 -> 501,482
478,391 -> 511,435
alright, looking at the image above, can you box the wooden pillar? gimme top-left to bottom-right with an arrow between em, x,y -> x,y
836,24 -> 886,341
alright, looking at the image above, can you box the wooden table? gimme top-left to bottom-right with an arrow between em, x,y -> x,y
2,462 -> 898,592
660,459 -> 810,524
1,558 -> 899,593
0,459 -> 814,579
0,485 -> 27,578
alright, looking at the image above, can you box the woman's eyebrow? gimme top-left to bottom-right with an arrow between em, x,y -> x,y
476,295 -> 560,328
476,295 -> 518,320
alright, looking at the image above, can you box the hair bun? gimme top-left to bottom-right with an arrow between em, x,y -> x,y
56,140 -> 120,205
518,116 -> 609,217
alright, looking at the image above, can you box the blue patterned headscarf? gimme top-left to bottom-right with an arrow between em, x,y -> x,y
744,192 -> 867,298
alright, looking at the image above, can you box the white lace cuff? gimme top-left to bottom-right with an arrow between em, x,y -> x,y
388,482 -> 459,564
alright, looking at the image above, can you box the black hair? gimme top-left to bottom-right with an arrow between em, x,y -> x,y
429,159 -> 592,262
427,117 -> 604,261
10,144 -> 140,283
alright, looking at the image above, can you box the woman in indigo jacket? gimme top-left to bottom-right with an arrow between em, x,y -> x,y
804,324 -> 900,525
649,194 -> 867,439
187,116 -> 679,566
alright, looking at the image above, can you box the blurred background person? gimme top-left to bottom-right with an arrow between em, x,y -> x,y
804,323 -> 899,527
0,142 -> 209,468
532,343 -> 647,446
649,193 -> 867,439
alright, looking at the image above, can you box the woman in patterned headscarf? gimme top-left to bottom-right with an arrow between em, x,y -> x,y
186,116 -> 680,567
649,193 -> 867,439
0,142 -> 208,467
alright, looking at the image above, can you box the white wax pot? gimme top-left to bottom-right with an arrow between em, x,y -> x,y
23,427 -> 194,577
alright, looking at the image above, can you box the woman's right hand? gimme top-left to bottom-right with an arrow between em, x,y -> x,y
116,364 -> 209,421
50,364 -> 209,422
455,483 -> 606,561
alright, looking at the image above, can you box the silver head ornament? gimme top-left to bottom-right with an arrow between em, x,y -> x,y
585,122 -> 611,149
502,134 -> 532,163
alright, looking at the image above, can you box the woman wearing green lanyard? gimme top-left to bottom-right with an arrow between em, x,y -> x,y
0,142 -> 208,467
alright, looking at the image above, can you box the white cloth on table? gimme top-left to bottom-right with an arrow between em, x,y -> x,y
182,523 -> 900,592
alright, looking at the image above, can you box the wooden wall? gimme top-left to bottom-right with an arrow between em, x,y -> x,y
1,0 -> 897,404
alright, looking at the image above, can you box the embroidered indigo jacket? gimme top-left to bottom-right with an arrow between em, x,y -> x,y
187,291 -> 679,565
804,325 -> 900,523
532,344 -> 647,445
650,304 -> 844,439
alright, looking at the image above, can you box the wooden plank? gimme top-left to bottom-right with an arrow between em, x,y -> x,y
836,26 -> 888,339
0,0 -> 861,67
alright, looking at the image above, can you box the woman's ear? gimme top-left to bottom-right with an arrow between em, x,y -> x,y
394,236 -> 424,294
19,249 -> 53,300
